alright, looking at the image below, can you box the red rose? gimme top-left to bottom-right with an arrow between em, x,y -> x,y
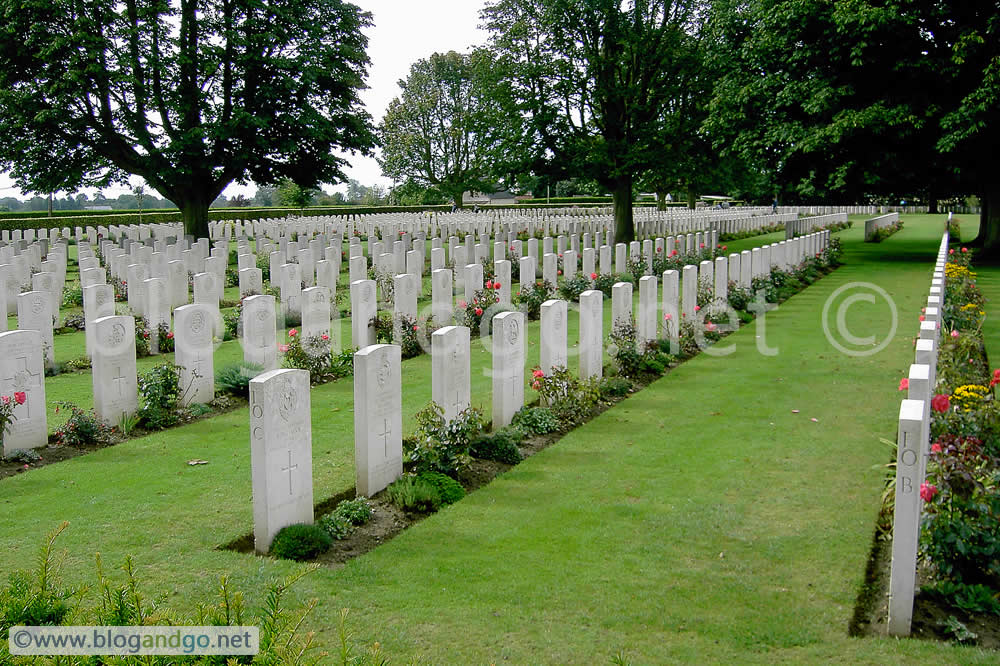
14,391 -> 26,405
931,394 -> 950,413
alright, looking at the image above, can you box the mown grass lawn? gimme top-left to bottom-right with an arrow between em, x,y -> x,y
2,216 -> 994,663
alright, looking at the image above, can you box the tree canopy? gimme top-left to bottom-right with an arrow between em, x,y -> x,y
482,0 -> 706,242
377,50 -> 516,208
706,0 -> 999,247
0,0 -> 376,237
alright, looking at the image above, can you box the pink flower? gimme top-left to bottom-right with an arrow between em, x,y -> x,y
412,325 -> 419,331
705,322 -> 717,332
919,315 -> 925,321
931,442 -> 943,454
931,394 -> 950,413
14,392 -> 26,405
278,344 -> 289,352
288,328 -> 298,337
921,307 -> 926,313
1,395 -> 9,405
557,269 -> 563,275
898,378 -> 909,391
656,247 -> 662,253
558,253 -> 563,258
949,248 -> 954,255
321,334 -> 330,340
919,482 -> 938,502
531,380 -> 541,391
722,246 -> 727,251
475,307 -> 483,316
700,243 -> 705,248
494,282 -> 501,290
532,369 -> 545,378
671,250 -> 678,257
664,313 -> 672,321
694,305 -> 701,312
961,247 -> 968,253
486,280 -> 494,289
950,330 -> 959,338
166,331 -> 174,339
458,300 -> 467,308
590,272 -> 597,280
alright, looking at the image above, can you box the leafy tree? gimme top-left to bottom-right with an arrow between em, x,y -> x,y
0,0 -> 376,238
705,0 -> 997,245
275,178 -> 317,210
378,50 -> 512,208
252,185 -> 276,208
482,0 -> 706,242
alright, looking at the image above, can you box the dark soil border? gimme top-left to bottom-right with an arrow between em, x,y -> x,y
851,528 -> 1000,648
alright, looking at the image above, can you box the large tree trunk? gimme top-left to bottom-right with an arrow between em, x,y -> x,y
612,176 -> 634,244
656,191 -> 667,211
686,183 -> 697,210
177,194 -> 212,239
974,186 -> 999,253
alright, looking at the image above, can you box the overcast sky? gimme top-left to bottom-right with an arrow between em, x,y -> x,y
0,0 -> 489,201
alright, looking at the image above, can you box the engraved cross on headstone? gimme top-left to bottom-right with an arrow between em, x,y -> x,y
112,364 -> 128,398
378,418 -> 391,457
3,356 -> 41,418
280,449 -> 298,495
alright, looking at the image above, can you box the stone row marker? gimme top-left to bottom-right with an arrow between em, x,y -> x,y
250,368 -> 313,554
887,231 -> 948,636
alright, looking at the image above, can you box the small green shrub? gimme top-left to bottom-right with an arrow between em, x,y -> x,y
53,402 -> 114,447
3,448 -> 41,463
406,402 -> 486,475
470,428 -> 523,465
417,471 -> 466,505
269,523 -> 333,561
513,280 -> 554,320
600,376 -> 633,397
137,363 -> 182,429
558,274 -> 591,302
333,497 -> 374,525
63,356 -> 91,372
60,313 -> 86,331
511,406 -> 560,436
385,475 -> 442,513
317,513 -> 354,540
215,362 -> 263,397
531,366 -> 603,428
61,282 -> 83,307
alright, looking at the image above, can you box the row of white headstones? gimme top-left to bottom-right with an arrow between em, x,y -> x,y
0,227 -> 831,463
887,232 -> 947,636
249,230 -> 832,553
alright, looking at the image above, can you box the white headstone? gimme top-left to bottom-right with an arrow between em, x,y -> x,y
432,326 -> 471,423
0,330 -> 47,455
350,279 -> 377,349
353,344 -> 403,496
91,315 -> 138,425
540,299 -> 568,374
250,368 -> 313,553
492,311 -> 525,428
579,290 -> 604,380
174,303 -> 219,405
242,294 -> 278,371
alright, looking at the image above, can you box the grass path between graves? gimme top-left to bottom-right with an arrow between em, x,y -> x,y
4,217 -> 995,663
